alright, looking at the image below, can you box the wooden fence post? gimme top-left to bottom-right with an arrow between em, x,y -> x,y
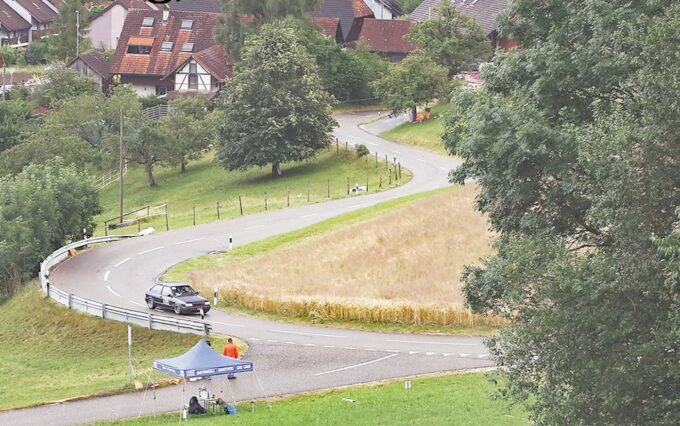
239,196 -> 243,216
192,207 -> 196,226
264,192 -> 268,211
327,179 -> 330,198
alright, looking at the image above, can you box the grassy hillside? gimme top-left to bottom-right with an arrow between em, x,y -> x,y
167,185 -> 501,332
380,104 -> 450,155
100,372 -> 527,425
0,284 -> 230,410
96,150 -> 410,235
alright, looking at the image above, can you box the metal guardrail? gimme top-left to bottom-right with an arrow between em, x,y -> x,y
39,235 -> 211,336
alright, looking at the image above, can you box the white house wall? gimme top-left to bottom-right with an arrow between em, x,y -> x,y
175,60 -> 213,92
88,4 -> 127,50
367,0 -> 394,19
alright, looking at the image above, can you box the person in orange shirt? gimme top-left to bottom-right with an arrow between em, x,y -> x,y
222,338 -> 239,379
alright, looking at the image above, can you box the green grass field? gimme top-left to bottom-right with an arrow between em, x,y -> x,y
96,150 -> 409,236
380,104 -> 450,155
0,284 -> 230,410
99,372 -> 527,425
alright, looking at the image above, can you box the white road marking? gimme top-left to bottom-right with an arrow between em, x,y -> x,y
138,246 -> 164,255
393,150 -> 401,154
417,158 -> 427,163
105,285 -> 120,297
301,213 -> 318,219
129,300 -> 146,308
266,339 -> 279,343
302,343 -> 316,347
363,348 -> 378,352
315,353 -> 399,376
285,341 -> 297,345
323,345 -> 337,349
460,354 -> 471,358
425,352 -> 436,356
478,354 -> 490,358
386,339 -> 478,346
245,225 -> 264,231
269,329 -> 346,339
113,257 -> 131,268
385,349 -> 400,353
175,238 -> 204,245
249,338 -> 261,341
439,166 -> 449,172
209,320 -> 245,328
443,353 -> 456,357
104,271 -> 110,282
408,351 -> 420,355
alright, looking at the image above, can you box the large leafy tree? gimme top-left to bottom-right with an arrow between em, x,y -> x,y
217,0 -> 320,60
50,0 -> 90,61
32,65 -> 96,107
444,1 -> 680,425
371,52 -> 449,119
217,22 -> 335,177
408,0 -> 491,76
0,100 -> 32,152
0,159 -> 101,298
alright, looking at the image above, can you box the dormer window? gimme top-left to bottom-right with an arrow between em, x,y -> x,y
160,41 -> 173,51
181,43 -> 194,52
142,17 -> 154,27
127,37 -> 154,54
180,20 -> 193,29
127,45 -> 152,54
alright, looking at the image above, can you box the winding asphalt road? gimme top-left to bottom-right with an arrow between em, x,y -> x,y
1,113 -> 492,425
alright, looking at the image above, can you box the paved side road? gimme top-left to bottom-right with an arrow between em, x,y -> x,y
0,112 -> 492,425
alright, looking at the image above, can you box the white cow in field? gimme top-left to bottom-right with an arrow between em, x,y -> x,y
351,183 -> 367,193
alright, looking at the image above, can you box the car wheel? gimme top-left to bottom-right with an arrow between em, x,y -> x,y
146,298 -> 155,309
174,303 -> 182,315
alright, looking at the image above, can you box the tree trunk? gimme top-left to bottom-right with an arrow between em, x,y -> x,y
180,161 -> 187,173
272,162 -> 282,177
145,161 -> 156,187
411,106 -> 417,122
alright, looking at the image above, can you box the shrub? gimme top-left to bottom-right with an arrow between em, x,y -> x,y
0,45 -> 17,65
356,144 -> 369,157
24,42 -> 47,65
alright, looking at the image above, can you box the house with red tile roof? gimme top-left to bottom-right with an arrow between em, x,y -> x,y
0,0 -> 31,46
312,17 -> 343,43
408,0 -> 517,50
3,0 -> 58,42
68,49 -> 112,93
313,0 -> 376,41
88,0 -> 157,50
345,18 -> 417,62
110,8 -> 233,97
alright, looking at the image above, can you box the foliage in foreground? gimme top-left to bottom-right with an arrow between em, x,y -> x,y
444,1 -> 680,424
100,373 -> 527,426
0,160 -> 100,298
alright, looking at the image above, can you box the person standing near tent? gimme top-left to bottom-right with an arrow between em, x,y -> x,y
223,338 -> 239,379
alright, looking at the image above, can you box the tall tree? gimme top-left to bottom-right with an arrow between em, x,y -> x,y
32,65 -> 96,107
443,1 -> 680,425
0,100 -> 32,152
162,96 -> 217,173
216,0 -> 320,59
217,22 -> 335,177
408,0 -> 491,76
50,0 -> 90,61
371,52 -> 449,119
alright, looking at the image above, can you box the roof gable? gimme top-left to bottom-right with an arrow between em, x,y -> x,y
313,0 -> 375,40
68,50 -> 112,78
14,0 -> 58,23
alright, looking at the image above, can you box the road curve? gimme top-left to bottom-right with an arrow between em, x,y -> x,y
6,113 -> 492,425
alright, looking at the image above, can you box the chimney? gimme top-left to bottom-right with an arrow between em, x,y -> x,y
162,5 -> 169,22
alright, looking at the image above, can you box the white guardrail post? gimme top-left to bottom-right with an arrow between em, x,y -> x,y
39,236 -> 211,336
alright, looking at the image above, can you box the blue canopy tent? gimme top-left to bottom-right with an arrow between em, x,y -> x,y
153,339 -> 253,379
152,339 -> 264,419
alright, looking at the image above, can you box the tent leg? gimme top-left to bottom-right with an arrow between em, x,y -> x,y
226,374 -> 237,408
153,370 -> 156,417
179,379 -> 185,423
254,371 -> 272,409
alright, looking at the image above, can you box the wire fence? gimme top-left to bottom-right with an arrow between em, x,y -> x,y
102,141 -> 407,236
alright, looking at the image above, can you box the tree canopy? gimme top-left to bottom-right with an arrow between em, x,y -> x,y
216,22 -> 336,177
408,0 -> 491,76
371,52 -> 449,118
50,0 -> 91,61
443,1 -> 680,424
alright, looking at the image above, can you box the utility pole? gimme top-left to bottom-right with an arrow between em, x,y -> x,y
76,10 -> 80,58
119,107 -> 124,223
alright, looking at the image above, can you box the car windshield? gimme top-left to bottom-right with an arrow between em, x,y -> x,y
172,285 -> 196,297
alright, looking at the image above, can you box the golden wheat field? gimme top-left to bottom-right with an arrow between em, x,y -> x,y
185,185 -> 497,325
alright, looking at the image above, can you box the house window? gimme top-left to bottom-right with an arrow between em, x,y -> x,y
188,62 -> 198,90
160,41 -> 173,51
180,20 -> 193,29
142,17 -> 154,27
181,43 -> 194,52
127,45 -> 151,54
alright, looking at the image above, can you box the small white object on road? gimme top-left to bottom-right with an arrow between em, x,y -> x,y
137,227 -> 155,236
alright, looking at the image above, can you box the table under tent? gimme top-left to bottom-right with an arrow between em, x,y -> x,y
150,339 -> 268,419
